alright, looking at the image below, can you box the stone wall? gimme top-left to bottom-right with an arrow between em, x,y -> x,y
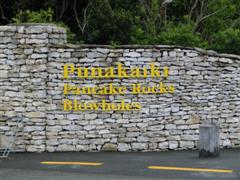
0,24 -> 239,152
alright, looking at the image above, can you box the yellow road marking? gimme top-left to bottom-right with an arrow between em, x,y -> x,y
148,166 -> 233,173
40,161 -> 103,166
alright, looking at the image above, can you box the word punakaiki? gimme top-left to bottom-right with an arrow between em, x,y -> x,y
63,63 -> 169,79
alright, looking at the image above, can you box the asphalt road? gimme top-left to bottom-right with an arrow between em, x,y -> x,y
0,149 -> 239,180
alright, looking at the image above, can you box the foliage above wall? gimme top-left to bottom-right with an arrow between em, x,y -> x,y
0,0 -> 239,54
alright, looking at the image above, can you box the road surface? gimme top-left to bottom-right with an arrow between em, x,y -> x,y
0,149 -> 239,180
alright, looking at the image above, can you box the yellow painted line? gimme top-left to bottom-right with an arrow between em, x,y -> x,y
148,166 -> 233,173
40,161 -> 103,166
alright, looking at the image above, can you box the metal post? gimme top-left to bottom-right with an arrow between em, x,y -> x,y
199,123 -> 220,158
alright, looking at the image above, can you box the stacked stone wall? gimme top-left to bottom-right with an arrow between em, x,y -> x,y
0,24 -> 239,152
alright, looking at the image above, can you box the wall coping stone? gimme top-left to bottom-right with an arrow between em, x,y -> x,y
53,44 -> 240,60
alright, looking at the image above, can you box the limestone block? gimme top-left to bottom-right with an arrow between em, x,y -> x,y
99,130 -> 110,134
31,33 -> 48,39
84,125 -> 96,131
85,114 -> 98,120
123,52 -> 141,57
132,143 -> 148,150
35,47 -> 48,53
25,112 -> 45,118
0,126 -> 11,131
96,48 -> 109,54
171,106 -> 179,113
117,143 -> 130,151
23,126 -> 45,132
31,53 -> 47,59
169,141 -> 178,149
137,136 -> 148,142
25,26 -> 52,33
159,142 -> 168,149
67,114 -> 83,120
58,120 -> 71,125
46,126 -> 62,132
76,145 -> 89,151
187,115 -> 201,124
0,70 -> 8,78
26,145 -> 45,152
90,139 -> 104,145
226,117 -> 239,123
180,141 -> 194,149
87,52 -> 105,58
46,146 -> 56,152
147,125 -> 164,131
165,124 -> 176,130
26,39 -> 48,44
0,26 -> 16,32
222,139 -> 231,147
102,143 -> 117,151
57,144 -> 75,151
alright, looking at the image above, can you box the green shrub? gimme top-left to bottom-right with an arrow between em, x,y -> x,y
157,23 -> 208,48
85,0 -> 134,44
12,8 -> 53,23
210,29 -> 240,54
130,26 -> 156,44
